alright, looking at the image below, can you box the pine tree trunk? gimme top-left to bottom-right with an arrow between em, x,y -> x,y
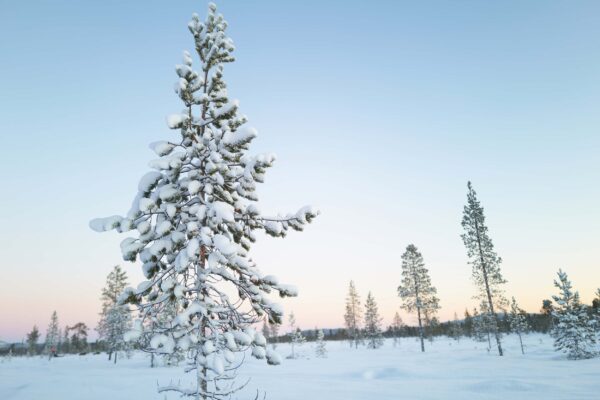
114,351 -> 117,364
518,332 -> 524,355
413,267 -> 425,353
108,351 -> 112,361
201,365 -> 208,399
198,246 -> 208,400
474,220 -> 504,356
417,306 -> 425,352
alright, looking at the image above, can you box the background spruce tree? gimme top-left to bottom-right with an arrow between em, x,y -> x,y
425,314 -> 440,344
90,4 -> 317,398
103,306 -> 131,364
364,292 -> 384,349
68,323 -> 89,353
392,312 -> 404,347
540,299 -> 554,333
478,300 -> 495,350
288,312 -> 305,359
509,297 -> 530,355
344,280 -> 363,349
43,311 -> 60,358
60,328 -> 70,354
97,265 -> 131,362
471,307 -> 489,346
463,309 -> 474,337
461,181 -> 507,356
551,269 -> 596,360
397,244 -> 440,352
315,329 -> 327,358
450,312 -> 463,342
26,326 -> 40,356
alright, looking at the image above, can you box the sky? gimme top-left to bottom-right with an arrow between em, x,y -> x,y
1,0 -> 600,342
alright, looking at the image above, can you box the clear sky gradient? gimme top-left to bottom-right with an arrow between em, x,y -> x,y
1,1 -> 600,342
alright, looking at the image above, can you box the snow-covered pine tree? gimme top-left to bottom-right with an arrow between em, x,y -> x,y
551,269 -> 596,360
344,280 -> 363,348
315,329 -> 327,358
397,244 -> 440,352
364,292 -> 384,349
508,297 -> 529,355
461,181 -> 507,356
43,311 -> 60,359
97,265 -> 131,362
450,312 -> 462,343
26,326 -> 40,356
104,305 -> 132,364
99,266 -> 129,310
392,312 -> 403,347
288,312 -> 305,359
90,4 -> 317,398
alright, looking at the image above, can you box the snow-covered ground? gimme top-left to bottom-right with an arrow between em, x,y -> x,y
1,334 -> 599,400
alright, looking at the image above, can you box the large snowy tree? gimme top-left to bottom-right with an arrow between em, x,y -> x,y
344,280 -> 363,348
97,265 -> 131,362
43,311 -> 60,358
90,4 -> 317,398
508,297 -> 530,355
461,181 -> 507,356
397,244 -> 439,352
364,292 -> 384,349
551,269 -> 596,360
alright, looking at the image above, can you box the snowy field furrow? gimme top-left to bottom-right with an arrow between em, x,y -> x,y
1,334 -> 599,400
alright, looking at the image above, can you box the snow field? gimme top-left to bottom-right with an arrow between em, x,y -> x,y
1,334 -> 599,400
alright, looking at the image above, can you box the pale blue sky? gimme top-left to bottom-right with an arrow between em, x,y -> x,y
1,1 -> 600,341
